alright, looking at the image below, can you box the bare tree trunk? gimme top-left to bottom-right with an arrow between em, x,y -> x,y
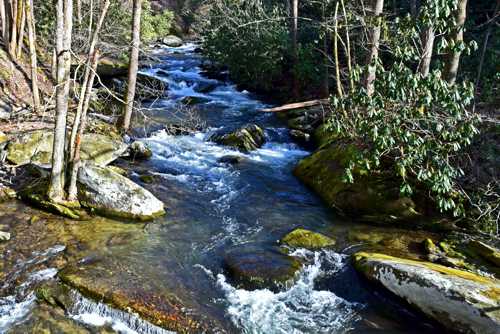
121,0 -> 142,132
291,0 -> 299,99
15,0 -> 25,59
363,0 -> 384,96
67,51 -> 100,201
340,0 -> 354,92
26,0 -> 39,112
48,0 -> 73,202
443,0 -> 468,84
418,27 -> 435,77
70,0 -> 110,160
76,0 -> 82,25
333,1 -> 342,97
321,0 -> 329,97
0,0 -> 6,41
475,0 -> 499,90
10,0 -> 18,56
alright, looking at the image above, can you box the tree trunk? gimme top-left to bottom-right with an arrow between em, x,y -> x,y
0,0 -> 6,42
10,0 -> 18,56
340,0 -> 354,92
475,0 -> 499,90
67,51 -> 100,201
443,0 -> 468,84
363,0 -> 384,96
333,1 -> 342,97
48,0 -> 73,202
321,0 -> 329,97
418,27 -> 435,77
26,0 -> 40,113
291,0 -> 299,99
15,0 -> 25,59
70,0 -> 110,160
121,0 -> 142,132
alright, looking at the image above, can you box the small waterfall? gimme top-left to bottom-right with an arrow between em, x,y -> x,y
68,291 -> 175,334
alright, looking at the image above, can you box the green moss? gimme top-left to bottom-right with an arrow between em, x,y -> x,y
468,240 -> 500,267
293,141 -> 420,222
281,228 -> 335,249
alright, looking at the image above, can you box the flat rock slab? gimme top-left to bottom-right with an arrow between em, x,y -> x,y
353,252 -> 500,334
6,130 -> 128,167
78,164 -> 165,221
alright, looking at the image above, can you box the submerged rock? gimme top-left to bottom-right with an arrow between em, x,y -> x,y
280,228 -> 335,250
6,130 -> 128,167
294,140 -> 420,222
353,252 -> 500,334
223,245 -> 301,291
209,124 -> 265,152
77,164 -> 165,221
217,155 -> 243,165
161,35 -> 183,47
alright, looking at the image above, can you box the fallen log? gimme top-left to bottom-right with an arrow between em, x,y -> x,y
260,99 -> 329,113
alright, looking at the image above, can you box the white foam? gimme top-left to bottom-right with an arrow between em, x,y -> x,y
215,250 -> 361,334
0,293 -> 36,331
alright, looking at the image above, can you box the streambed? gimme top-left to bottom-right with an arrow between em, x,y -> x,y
0,43 -> 442,333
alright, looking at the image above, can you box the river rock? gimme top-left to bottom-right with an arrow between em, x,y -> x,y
223,245 -> 301,291
96,57 -> 128,77
127,141 -> 153,160
0,231 -> 10,241
353,252 -> 500,334
77,164 -> 165,221
468,240 -> 500,267
280,228 -> 335,250
161,35 -> 183,47
6,130 -> 128,167
217,155 -> 243,165
293,140 -> 420,222
209,124 -> 265,152
194,81 -> 218,94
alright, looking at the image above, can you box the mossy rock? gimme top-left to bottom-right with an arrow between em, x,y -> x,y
209,124 -> 265,152
96,57 -> 128,77
353,252 -> 500,334
293,140 -> 420,222
281,228 -> 335,250
18,181 -> 89,220
223,244 -> 302,291
6,130 -> 128,167
468,240 -> 500,267
35,281 -> 74,311
314,124 -> 340,148
0,186 -> 16,202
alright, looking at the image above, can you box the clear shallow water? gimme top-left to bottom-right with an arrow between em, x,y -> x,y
1,43 -> 441,333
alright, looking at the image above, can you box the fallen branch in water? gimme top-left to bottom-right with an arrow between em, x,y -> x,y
260,99 -> 329,113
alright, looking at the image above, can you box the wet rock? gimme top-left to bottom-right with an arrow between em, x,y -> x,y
281,228 -> 335,250
194,81 -> 218,94
36,281 -> 75,311
77,163 -> 165,221
0,231 -> 10,241
161,35 -> 183,47
468,240 -> 500,267
0,186 -> 16,202
224,245 -> 302,291
293,140 -> 420,222
180,95 -> 211,105
0,99 -> 12,120
287,116 -> 314,133
136,73 -> 168,100
209,124 -> 265,152
353,252 -> 500,334
96,57 -> 128,77
217,155 -> 243,165
127,141 -> 153,160
107,165 -> 128,176
6,130 -> 128,167
289,129 -> 311,143
138,174 -> 158,184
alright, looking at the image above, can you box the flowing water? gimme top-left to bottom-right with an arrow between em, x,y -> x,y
0,43 -> 442,333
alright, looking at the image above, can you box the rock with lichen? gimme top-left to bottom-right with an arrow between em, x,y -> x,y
280,228 -> 335,250
209,124 -> 265,152
353,252 -> 500,334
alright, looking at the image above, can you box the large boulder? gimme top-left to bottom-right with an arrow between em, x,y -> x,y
96,57 -> 128,78
223,244 -> 301,291
293,140 -> 420,222
6,130 -> 128,167
77,164 -> 165,221
209,124 -> 265,152
353,252 -> 500,334
161,35 -> 183,47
